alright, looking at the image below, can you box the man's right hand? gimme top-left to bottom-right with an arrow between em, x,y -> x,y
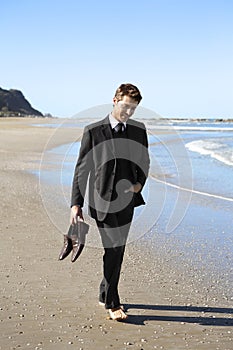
70,205 -> 84,225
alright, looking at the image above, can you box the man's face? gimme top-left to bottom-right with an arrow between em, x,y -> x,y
112,95 -> 139,123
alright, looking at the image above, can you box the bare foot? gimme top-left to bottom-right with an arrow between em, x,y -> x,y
109,307 -> 128,321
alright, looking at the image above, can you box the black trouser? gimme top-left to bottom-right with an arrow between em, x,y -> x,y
96,205 -> 134,309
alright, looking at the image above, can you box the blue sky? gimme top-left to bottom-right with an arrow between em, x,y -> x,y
1,0 -> 233,118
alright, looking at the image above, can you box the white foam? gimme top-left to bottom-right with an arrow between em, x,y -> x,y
146,124 -> 233,131
147,125 -> 233,131
186,139 -> 233,167
174,126 -> 233,131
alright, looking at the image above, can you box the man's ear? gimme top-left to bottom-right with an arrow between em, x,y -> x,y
113,97 -> 118,106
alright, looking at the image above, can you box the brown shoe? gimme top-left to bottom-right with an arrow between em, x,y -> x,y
70,222 -> 89,262
58,235 -> 72,260
70,235 -> 84,263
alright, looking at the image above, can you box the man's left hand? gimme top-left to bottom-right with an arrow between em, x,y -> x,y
124,182 -> 142,194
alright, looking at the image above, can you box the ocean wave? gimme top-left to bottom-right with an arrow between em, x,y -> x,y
147,125 -> 233,131
173,126 -> 233,131
186,139 -> 233,167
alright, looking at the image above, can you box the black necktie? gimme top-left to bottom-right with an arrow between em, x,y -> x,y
114,122 -> 125,133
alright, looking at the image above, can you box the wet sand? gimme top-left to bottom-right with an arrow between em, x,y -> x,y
0,118 -> 232,350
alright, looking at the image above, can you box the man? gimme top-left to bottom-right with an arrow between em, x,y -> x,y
70,83 -> 150,321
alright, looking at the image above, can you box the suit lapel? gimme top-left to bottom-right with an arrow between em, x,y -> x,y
100,116 -> 141,160
100,116 -> 116,156
126,120 -> 137,162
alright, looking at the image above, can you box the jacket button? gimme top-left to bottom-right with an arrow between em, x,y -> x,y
109,189 -> 113,193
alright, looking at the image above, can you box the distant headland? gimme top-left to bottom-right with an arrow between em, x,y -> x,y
0,87 -> 44,117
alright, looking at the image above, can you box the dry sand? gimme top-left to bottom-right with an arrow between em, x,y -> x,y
0,118 -> 232,350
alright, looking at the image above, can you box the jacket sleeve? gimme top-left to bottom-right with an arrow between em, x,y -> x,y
136,127 -> 150,188
71,126 -> 93,208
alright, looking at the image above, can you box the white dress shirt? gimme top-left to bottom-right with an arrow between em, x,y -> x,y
108,113 -> 126,130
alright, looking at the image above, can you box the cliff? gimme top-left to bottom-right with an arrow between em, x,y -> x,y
0,87 -> 43,117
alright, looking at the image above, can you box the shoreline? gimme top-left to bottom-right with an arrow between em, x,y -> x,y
0,118 -> 232,350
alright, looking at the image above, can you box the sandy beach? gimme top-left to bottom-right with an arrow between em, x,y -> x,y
0,117 -> 232,350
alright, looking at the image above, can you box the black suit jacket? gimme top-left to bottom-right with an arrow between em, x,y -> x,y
71,115 -> 150,221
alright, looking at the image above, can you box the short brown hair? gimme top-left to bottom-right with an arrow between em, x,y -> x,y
114,83 -> 142,104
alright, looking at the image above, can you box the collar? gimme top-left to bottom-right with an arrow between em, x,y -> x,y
108,113 -> 126,129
